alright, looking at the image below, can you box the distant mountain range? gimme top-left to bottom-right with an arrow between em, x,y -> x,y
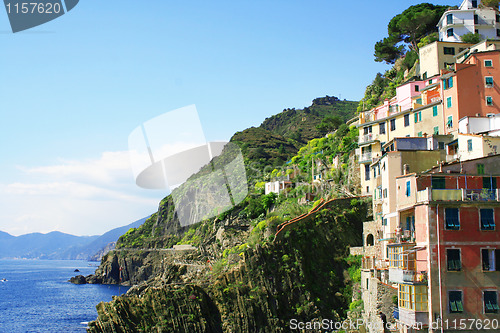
0,217 -> 148,260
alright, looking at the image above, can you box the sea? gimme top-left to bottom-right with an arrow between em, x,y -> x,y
0,259 -> 129,333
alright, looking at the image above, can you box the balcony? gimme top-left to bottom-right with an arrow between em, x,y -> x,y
359,152 -> 372,163
362,256 -> 376,270
443,18 -> 464,27
388,105 -> 400,116
403,270 -> 427,284
358,133 -> 375,145
417,188 -> 500,203
476,19 -> 495,26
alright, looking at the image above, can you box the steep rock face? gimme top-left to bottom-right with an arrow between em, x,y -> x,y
88,248 -> 205,286
88,285 -> 223,333
87,198 -> 370,333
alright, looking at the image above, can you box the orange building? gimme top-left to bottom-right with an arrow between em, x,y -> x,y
441,50 -> 500,133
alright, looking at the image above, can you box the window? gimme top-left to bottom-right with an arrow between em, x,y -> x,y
447,115 -> 453,127
432,177 -> 446,189
468,139 -> 473,152
416,98 -> 422,105
486,96 -> 493,106
399,284 -> 428,311
434,126 -> 439,135
415,85 -> 419,92
483,176 -> 497,189
474,14 -> 479,24
443,77 -> 453,90
383,188 -> 388,198
433,105 -> 438,117
379,122 -> 386,134
484,291 -> 499,313
404,114 -> 410,127
486,76 -> 494,87
429,79 -> 433,84
447,28 -> 454,37
439,142 -> 445,150
472,0 -> 477,8
414,111 -> 422,123
485,60 -> 493,67
364,125 -> 372,135
447,248 -> 461,271
447,13 -> 453,25
423,72 -> 428,80
406,216 -> 415,232
417,131 -> 423,137
478,163 -> 485,175
390,119 -> 396,131
497,14 -> 500,23
443,46 -> 455,55
497,29 -> 500,37
383,218 -> 387,226
447,97 -> 452,109
445,208 -> 460,230
482,249 -> 500,271
449,291 -> 464,313
365,164 -> 370,181
406,181 -> 411,197
481,209 -> 495,231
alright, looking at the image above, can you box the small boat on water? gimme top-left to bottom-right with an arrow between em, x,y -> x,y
1,278 -> 7,282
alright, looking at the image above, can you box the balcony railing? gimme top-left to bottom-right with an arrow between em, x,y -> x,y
403,270 -> 427,283
444,18 -> 464,26
359,152 -> 372,163
358,133 -> 374,144
464,189 -> 498,201
417,188 -> 500,202
476,19 -> 495,26
388,105 -> 400,116
362,256 -> 376,270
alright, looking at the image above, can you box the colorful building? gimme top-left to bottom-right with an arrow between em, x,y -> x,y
390,155 -> 500,332
419,41 -> 472,79
438,0 -> 500,43
358,79 -> 444,195
441,50 -> 500,134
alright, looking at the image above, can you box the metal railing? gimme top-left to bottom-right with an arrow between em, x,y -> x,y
444,18 -> 464,26
358,133 -> 374,144
417,188 -> 500,202
403,270 -> 427,283
359,152 -> 372,162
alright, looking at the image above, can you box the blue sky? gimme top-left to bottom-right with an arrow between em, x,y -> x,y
0,0 -> 456,236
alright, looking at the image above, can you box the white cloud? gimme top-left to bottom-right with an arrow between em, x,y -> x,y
22,151 -> 134,185
0,151 -> 165,236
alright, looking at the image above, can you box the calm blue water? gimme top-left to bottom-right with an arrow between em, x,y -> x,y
0,260 -> 129,333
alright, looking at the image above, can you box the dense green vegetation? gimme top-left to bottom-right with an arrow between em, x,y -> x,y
89,197 -> 372,333
231,95 -> 357,174
360,3 -> 449,113
374,3 -> 448,64
460,32 -> 482,44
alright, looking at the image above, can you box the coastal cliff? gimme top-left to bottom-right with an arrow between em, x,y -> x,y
86,197 -> 369,332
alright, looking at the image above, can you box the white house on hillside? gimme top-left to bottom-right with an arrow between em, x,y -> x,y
438,0 -> 500,42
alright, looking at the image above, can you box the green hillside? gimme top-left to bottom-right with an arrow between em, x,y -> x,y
231,96 -> 358,173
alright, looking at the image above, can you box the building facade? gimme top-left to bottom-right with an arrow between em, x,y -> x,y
438,0 -> 500,43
